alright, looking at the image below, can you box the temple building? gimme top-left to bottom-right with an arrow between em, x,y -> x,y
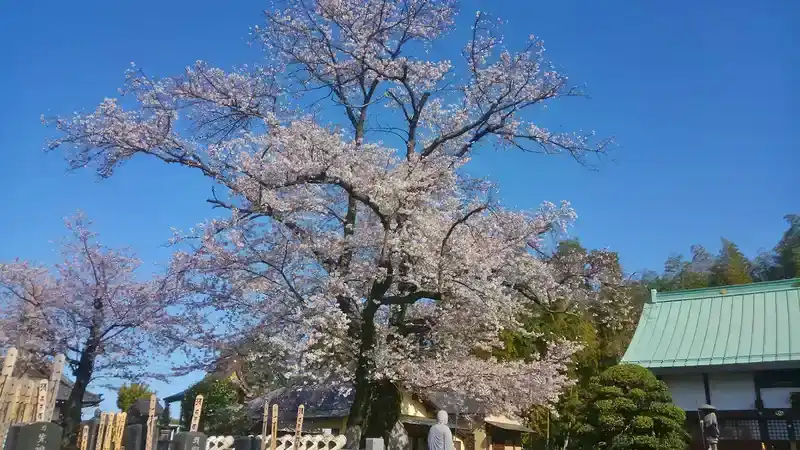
622,278 -> 800,450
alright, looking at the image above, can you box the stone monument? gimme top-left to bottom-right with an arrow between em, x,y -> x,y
427,411 -> 453,450
699,404 -> 719,450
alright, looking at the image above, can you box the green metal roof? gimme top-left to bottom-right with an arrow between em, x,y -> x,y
622,278 -> 800,369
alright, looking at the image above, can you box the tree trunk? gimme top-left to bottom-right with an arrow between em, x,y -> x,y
364,380 -> 401,443
345,301 -> 380,449
62,338 -> 99,450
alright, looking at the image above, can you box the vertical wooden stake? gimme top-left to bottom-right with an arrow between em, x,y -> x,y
80,425 -> 90,450
6,380 -> 21,423
44,354 -> 65,424
20,379 -> 36,424
260,402 -> 269,450
0,348 -> 18,425
34,379 -> 49,423
0,378 -> 21,450
144,395 -> 157,450
103,413 -> 116,450
114,412 -> 127,450
293,405 -> 304,450
270,405 -> 278,450
97,413 -> 110,450
189,395 -> 203,433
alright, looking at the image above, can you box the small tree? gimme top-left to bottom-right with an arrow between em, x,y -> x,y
180,378 -> 250,435
574,364 -> 687,450
117,383 -> 155,412
0,214 -> 187,446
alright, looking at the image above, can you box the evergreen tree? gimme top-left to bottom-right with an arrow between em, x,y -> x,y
180,378 -> 250,435
117,383 -> 155,413
774,214 -> 800,279
709,239 -> 752,286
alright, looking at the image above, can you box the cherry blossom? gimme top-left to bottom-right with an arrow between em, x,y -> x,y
43,0 -> 622,442
0,213 -> 188,442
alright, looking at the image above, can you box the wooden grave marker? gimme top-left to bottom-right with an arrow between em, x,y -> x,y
33,380 -> 48,423
189,395 -> 203,433
144,395 -> 157,450
293,405 -> 304,450
79,424 -> 90,450
260,402 -> 269,450
270,405 -> 278,450
43,355 -> 64,424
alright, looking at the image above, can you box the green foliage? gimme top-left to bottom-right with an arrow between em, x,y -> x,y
116,383 -> 154,412
180,378 -> 250,435
574,364 -> 688,450
774,215 -> 800,279
495,241 -> 639,449
646,215 -> 799,293
709,239 -> 752,286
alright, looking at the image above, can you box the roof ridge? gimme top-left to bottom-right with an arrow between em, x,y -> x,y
653,278 -> 800,302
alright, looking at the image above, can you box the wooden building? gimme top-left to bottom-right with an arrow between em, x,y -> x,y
622,279 -> 800,450
246,387 -> 533,450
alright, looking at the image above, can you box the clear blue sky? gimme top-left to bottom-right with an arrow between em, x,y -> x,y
1,0 -> 797,413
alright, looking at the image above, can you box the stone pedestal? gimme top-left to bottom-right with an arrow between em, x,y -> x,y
172,431 -> 207,450
235,436 -> 261,450
366,438 -> 385,450
122,423 -> 159,450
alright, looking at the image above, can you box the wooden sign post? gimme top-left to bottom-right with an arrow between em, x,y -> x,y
270,405 -> 278,450
293,405 -> 304,450
189,395 -> 203,433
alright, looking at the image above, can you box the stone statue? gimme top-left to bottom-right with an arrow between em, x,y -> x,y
427,410 -> 454,450
699,404 -> 719,450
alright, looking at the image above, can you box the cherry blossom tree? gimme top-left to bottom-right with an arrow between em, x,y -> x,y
44,0 -> 624,443
0,214 -> 186,443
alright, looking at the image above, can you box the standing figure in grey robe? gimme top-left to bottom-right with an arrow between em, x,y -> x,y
427,410 -> 454,450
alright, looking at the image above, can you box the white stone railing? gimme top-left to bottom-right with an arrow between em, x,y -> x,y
207,434 -> 347,450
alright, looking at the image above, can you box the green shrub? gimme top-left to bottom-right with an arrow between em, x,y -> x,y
573,364 -> 688,450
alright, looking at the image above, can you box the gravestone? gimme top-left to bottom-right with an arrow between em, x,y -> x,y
123,423 -> 159,450
4,422 -> 62,450
3,425 -> 23,450
172,432 -> 206,450
234,436 -> 257,450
